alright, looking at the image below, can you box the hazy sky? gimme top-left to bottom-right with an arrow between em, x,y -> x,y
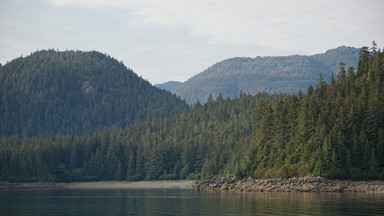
1,0 -> 383,84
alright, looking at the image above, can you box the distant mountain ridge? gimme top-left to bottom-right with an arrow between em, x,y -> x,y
174,46 -> 360,104
155,81 -> 182,91
0,50 -> 189,137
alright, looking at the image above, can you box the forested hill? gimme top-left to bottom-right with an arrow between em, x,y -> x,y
1,45 -> 383,182
174,46 -> 359,104
0,50 -> 189,138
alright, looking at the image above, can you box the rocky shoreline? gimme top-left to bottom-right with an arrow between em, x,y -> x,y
2,177 -> 384,193
0,182 -> 63,190
0,181 -> 193,191
192,175 -> 384,193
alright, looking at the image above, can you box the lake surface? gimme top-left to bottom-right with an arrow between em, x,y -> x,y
1,188 -> 383,216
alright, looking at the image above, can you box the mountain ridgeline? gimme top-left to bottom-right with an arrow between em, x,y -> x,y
0,50 -> 189,138
155,81 -> 182,92
174,46 -> 360,104
1,45 -> 383,182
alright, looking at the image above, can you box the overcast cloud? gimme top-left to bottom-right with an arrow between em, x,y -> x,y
1,0 -> 383,84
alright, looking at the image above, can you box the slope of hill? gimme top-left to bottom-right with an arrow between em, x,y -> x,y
155,81 -> 182,91
174,46 -> 360,104
1,45 -> 383,182
0,50 -> 189,137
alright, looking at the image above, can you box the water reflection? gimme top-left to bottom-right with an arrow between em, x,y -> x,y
1,189 -> 383,216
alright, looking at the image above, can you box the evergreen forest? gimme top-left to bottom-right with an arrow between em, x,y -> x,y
0,50 -> 189,138
0,44 -> 383,182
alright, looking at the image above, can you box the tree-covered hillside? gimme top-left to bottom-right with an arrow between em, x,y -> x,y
1,44 -> 382,182
0,50 -> 189,138
175,46 -> 359,104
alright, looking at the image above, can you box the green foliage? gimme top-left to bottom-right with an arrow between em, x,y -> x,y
0,44 -> 382,182
243,43 -> 384,180
0,92 -> 282,182
0,50 -> 189,138
175,46 -> 359,104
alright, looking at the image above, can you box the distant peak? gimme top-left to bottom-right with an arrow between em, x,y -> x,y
155,81 -> 183,92
324,46 -> 359,53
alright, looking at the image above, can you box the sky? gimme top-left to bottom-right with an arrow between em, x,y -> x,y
1,0 -> 383,84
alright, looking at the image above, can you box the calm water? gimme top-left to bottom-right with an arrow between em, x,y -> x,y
1,188 -> 383,216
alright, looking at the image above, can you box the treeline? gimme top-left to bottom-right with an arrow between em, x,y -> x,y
245,44 -> 384,180
0,92 -> 282,182
0,50 -> 189,138
0,44 -> 383,182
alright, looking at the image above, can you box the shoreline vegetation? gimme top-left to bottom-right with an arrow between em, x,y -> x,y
1,46 -> 383,184
1,176 -> 384,193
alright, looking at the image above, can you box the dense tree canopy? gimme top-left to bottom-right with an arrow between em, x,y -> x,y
0,44 -> 383,182
0,50 -> 189,138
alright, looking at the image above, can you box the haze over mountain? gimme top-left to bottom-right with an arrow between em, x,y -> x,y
0,50 -> 189,138
155,81 -> 182,92
174,46 -> 360,104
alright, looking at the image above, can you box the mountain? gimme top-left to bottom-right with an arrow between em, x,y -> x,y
174,46 -> 360,104
0,50 -> 189,138
1,45 -> 383,182
155,81 -> 182,91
